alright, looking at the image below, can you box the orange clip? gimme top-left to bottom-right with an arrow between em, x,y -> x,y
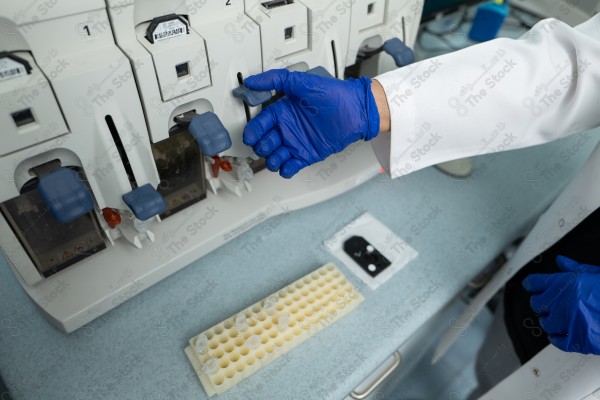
211,156 -> 233,177
102,208 -> 122,229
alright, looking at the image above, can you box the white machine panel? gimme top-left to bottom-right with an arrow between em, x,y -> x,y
356,0 -> 387,31
346,0 -> 423,69
0,52 -> 68,156
1,0 -> 105,25
136,19 -> 211,101
0,0 -> 423,333
252,1 -> 309,61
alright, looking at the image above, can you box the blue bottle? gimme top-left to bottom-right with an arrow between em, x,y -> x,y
468,0 -> 510,42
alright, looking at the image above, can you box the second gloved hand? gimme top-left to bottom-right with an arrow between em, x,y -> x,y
522,256 -> 600,355
242,69 -> 380,178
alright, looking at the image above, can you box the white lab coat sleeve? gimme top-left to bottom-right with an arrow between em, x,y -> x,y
371,15 -> 600,179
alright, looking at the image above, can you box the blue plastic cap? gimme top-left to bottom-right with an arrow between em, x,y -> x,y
468,2 -> 509,42
232,86 -> 272,107
188,112 -> 232,156
37,168 -> 94,224
382,38 -> 415,67
306,66 -> 334,78
122,184 -> 166,221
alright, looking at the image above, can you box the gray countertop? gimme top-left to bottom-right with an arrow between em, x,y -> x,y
2,8 -> 595,399
1,129 -> 598,400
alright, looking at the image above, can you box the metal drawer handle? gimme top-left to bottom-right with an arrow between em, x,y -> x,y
350,351 -> 401,399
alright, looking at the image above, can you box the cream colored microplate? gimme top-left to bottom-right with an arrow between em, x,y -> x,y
185,263 -> 364,396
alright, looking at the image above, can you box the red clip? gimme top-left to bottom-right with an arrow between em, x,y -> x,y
102,208 -> 122,229
211,156 -> 233,177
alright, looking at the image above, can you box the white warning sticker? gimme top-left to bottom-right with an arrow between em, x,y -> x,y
152,20 -> 187,43
0,58 -> 27,82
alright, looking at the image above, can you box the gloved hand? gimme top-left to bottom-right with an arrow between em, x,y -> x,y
522,255 -> 600,355
242,69 -> 380,178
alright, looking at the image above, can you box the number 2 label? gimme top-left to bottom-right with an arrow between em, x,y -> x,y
226,0 -> 232,5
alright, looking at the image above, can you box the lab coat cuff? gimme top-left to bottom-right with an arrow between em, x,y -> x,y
371,69 -> 418,179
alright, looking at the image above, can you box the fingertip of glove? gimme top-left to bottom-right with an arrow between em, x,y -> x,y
556,254 -> 573,264
522,273 -> 551,294
244,69 -> 288,91
265,154 -> 281,172
253,143 -> 272,157
556,255 -> 578,271
521,275 -> 533,291
529,295 -> 548,315
279,167 -> 296,179
280,159 -> 305,179
265,160 -> 279,173
242,74 -> 261,89
243,125 -> 259,146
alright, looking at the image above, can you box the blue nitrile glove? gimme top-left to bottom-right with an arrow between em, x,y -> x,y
522,256 -> 600,355
242,69 -> 380,178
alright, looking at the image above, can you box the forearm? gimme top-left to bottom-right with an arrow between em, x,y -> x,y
372,80 -> 391,133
